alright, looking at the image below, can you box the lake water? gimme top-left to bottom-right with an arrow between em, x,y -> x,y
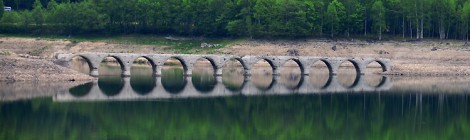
1,59 -> 470,139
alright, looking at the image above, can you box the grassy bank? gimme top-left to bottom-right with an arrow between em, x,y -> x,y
0,34 -> 243,54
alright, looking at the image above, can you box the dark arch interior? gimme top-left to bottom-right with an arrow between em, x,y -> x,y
70,56 -> 92,75
99,56 -> 124,76
310,60 -> 332,88
69,82 -> 93,97
280,60 -> 303,90
337,60 -> 360,88
192,58 -> 217,93
98,76 -> 125,96
162,58 -> 186,94
222,58 -> 245,92
130,57 -> 156,95
251,59 -> 274,90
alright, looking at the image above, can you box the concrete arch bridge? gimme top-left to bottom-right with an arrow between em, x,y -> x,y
56,53 -> 392,76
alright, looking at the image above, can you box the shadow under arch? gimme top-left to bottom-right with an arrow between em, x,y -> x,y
69,82 -> 93,97
98,76 -> 125,96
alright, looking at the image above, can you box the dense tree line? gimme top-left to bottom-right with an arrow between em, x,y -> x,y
2,0 -> 470,40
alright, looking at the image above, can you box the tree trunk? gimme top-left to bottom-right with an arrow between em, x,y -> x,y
364,8 -> 367,36
402,15 -> 405,38
379,25 -> 382,40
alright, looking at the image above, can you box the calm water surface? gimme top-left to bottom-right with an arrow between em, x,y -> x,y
1,59 -> 470,139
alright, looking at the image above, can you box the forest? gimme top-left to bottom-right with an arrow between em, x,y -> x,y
1,0 -> 470,40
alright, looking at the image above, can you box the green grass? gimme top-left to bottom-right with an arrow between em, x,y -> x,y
0,34 -> 244,54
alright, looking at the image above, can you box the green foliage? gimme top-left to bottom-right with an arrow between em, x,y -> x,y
2,0 -> 470,39
371,0 -> 386,40
326,0 -> 346,37
0,0 -> 4,20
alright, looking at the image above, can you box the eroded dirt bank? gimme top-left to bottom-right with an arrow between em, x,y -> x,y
1,37 -> 470,81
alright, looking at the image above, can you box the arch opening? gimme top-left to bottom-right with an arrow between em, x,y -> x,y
222,58 -> 245,92
98,56 -> 124,76
192,58 -> 217,93
366,61 -> 387,74
310,60 -> 332,89
70,55 -> 92,75
280,60 -> 303,90
364,61 -> 387,88
337,60 -> 360,88
162,58 -> 187,94
251,59 -> 274,91
130,57 -> 156,95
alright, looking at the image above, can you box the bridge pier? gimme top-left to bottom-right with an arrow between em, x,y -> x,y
90,69 -> 99,77
122,65 -> 131,77
216,68 -> 223,76
154,65 -> 162,76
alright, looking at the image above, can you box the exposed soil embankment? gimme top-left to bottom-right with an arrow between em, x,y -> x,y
0,55 -> 93,82
1,37 -> 470,81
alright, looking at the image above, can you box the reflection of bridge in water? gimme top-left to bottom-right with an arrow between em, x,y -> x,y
54,75 -> 393,102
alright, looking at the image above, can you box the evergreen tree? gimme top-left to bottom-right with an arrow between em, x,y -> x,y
32,0 -> 44,26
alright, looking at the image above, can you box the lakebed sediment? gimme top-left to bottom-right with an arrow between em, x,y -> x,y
1,37 -> 470,81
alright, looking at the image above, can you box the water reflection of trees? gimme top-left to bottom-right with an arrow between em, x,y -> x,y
2,93 -> 470,139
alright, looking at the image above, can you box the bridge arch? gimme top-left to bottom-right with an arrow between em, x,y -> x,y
99,55 -> 127,75
193,56 -> 218,73
251,57 -> 277,74
280,58 -> 305,74
69,55 -> 94,75
164,56 -> 189,73
223,57 -> 247,70
311,59 -> 334,75
131,56 -> 157,76
365,59 -> 388,72
341,59 -> 362,74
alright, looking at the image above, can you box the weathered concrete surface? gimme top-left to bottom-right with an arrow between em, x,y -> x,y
56,53 -> 392,77
54,75 -> 392,102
